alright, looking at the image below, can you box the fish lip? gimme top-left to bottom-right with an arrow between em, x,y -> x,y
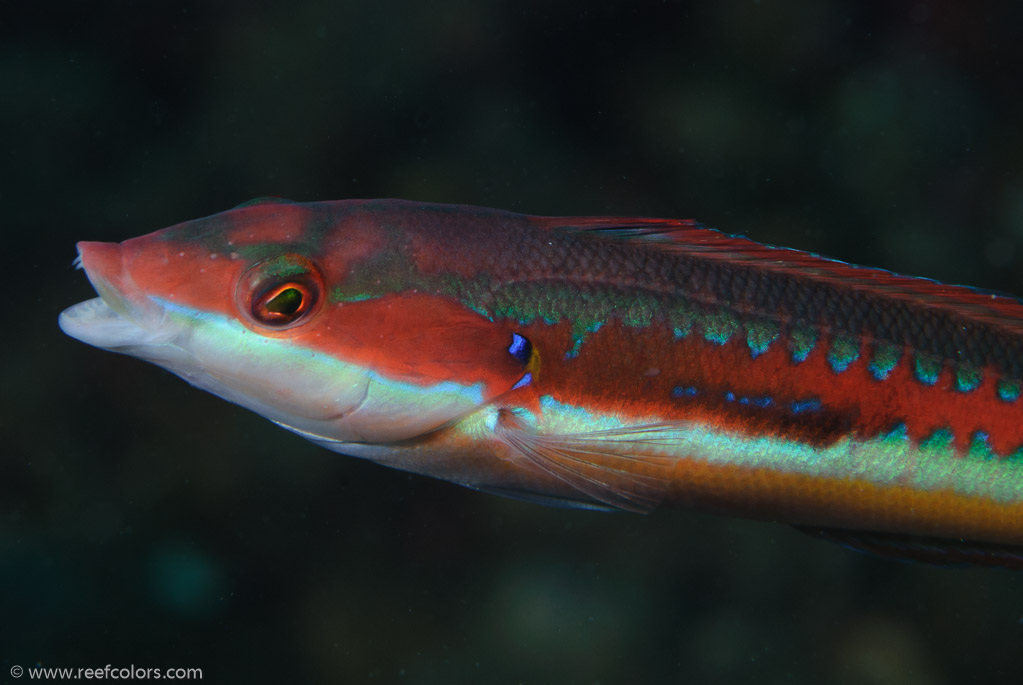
59,242 -> 172,350
59,296 -> 159,349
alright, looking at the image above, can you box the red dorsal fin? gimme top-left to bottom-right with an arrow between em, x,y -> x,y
531,216 -> 1023,336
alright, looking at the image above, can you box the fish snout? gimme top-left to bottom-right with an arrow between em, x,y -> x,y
60,241 -> 171,348
76,241 -> 133,317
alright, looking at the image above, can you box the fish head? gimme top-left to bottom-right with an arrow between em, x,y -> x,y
59,199 -> 532,452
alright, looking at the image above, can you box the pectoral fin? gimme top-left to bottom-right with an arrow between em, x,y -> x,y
496,416 -> 679,513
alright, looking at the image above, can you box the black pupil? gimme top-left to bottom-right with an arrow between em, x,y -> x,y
266,287 -> 303,316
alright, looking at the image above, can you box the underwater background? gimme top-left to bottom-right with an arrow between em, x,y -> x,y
5,1 -> 1023,682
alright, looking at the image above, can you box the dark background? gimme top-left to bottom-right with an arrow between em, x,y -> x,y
5,1 -> 1023,682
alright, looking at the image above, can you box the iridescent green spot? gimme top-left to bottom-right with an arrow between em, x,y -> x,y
919,427 -> 955,454
330,287 -> 378,303
827,336 -> 860,373
702,310 -> 738,346
997,378 -> 1021,402
329,250 -> 426,304
456,277 -> 496,319
620,299 -> 655,328
259,254 -> 310,279
913,355 -> 942,386
668,305 -> 696,340
789,324 -> 817,363
492,291 -> 529,322
565,321 -> 604,360
566,339 -> 583,359
968,432 -> 997,460
235,242 -> 293,261
868,342 -> 901,381
746,321 -> 780,359
954,364 -> 982,393
879,423 -> 909,445
465,302 -> 493,320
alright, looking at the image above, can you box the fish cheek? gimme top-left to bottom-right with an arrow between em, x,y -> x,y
324,294 -> 526,388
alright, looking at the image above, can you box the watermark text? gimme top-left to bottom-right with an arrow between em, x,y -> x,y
10,664 -> 202,680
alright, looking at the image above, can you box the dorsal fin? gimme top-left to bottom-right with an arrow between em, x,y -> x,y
532,216 -> 1023,337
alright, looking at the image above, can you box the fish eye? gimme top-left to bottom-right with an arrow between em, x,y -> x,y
236,254 -> 324,330
253,283 -> 312,325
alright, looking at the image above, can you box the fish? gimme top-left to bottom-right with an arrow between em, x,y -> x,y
59,198 -> 1023,568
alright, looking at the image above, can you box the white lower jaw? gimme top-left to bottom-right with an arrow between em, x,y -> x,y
59,297 -> 176,351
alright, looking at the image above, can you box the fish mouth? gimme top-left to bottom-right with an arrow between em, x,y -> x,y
58,241 -> 173,351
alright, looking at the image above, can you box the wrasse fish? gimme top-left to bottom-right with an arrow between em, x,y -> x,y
60,199 -> 1023,568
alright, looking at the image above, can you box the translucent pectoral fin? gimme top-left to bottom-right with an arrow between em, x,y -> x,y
474,486 -> 622,512
495,417 -> 679,513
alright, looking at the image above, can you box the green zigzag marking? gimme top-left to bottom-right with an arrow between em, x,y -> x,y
566,321 -> 604,359
919,427 -> 955,454
868,342 -> 901,381
668,303 -> 696,340
968,432 -> 998,461
955,363 -> 982,393
746,320 -> 780,359
914,354 -> 942,386
257,254 -> 312,279
879,423 -> 909,445
827,336 -> 860,373
789,324 -> 817,363
330,250 -> 425,304
702,309 -> 738,345
997,378 -> 1021,402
